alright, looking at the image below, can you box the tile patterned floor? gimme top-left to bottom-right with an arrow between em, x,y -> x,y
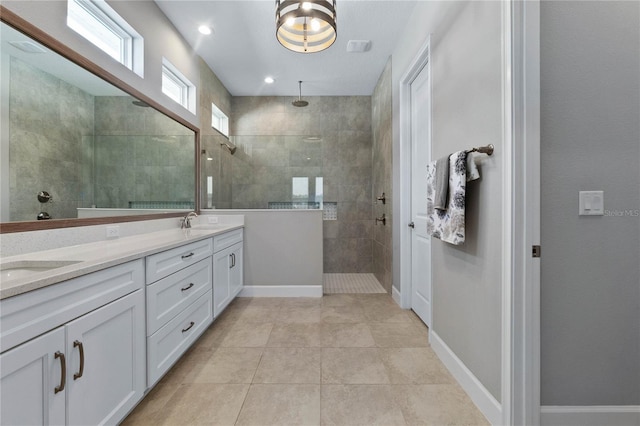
323,274 -> 387,294
123,295 -> 489,426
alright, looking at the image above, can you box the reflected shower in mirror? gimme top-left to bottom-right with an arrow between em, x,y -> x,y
0,21 -> 196,223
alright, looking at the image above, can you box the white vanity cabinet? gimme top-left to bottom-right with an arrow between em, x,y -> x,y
213,229 -> 244,317
0,328 -> 66,426
0,260 -> 145,426
145,238 -> 214,386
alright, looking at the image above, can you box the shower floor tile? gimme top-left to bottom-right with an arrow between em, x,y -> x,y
323,273 -> 386,294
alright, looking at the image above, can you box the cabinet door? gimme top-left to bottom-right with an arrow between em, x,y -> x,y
0,327 -> 66,426
65,290 -> 145,426
229,242 -> 244,300
213,248 -> 231,317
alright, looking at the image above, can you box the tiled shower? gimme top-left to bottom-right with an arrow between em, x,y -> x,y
201,96 -> 383,284
199,60 -> 393,292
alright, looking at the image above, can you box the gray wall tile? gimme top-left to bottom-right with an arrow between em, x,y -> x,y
230,95 -> 374,273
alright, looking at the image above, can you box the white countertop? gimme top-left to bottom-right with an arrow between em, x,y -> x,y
0,224 -> 243,300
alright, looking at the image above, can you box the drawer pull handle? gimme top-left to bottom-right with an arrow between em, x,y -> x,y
181,252 -> 194,260
182,321 -> 195,333
230,253 -> 235,268
54,351 -> 66,394
181,283 -> 194,292
73,340 -> 84,380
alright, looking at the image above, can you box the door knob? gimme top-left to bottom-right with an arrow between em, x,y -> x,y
408,222 -> 415,228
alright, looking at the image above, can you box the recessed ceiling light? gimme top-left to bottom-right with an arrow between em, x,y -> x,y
264,76 -> 275,84
198,25 -> 212,35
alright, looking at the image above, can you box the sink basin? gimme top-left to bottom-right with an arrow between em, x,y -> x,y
0,260 -> 82,281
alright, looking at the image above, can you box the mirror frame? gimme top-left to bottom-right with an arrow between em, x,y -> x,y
0,6 -> 201,234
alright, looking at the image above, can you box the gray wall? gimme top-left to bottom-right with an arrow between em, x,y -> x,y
8,57 -> 94,221
391,1 -> 504,400
230,96 -> 374,274
371,58 -> 393,293
540,1 -> 640,406
201,210 -> 323,288
93,97 -> 195,209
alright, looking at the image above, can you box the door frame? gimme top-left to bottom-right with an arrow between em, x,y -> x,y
397,36 -> 431,315
510,0 -> 541,424
396,1 -> 541,425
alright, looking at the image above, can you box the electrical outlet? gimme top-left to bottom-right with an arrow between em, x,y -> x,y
207,216 -> 219,224
106,225 -> 120,239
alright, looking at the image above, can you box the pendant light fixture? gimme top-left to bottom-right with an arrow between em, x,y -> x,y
292,81 -> 309,107
276,0 -> 337,53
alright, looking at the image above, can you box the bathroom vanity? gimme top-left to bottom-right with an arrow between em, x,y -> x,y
0,222 -> 243,425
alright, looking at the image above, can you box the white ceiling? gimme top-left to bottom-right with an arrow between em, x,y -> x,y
154,1 -> 418,97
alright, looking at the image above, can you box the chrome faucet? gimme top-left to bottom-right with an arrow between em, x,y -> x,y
181,212 -> 198,229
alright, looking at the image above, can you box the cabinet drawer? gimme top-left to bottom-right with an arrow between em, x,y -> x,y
1,260 -> 144,353
146,238 -> 213,284
213,229 -> 243,253
147,290 -> 212,386
146,258 -> 212,335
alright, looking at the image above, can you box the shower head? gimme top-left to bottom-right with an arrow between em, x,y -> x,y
132,100 -> 150,107
221,140 -> 237,155
292,81 -> 309,107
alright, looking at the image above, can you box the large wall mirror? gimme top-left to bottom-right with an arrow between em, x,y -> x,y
0,12 -> 198,233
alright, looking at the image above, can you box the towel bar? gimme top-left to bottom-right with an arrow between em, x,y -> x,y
467,144 -> 494,156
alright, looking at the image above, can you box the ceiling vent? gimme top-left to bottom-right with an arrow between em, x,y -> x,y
8,40 -> 47,54
346,40 -> 371,53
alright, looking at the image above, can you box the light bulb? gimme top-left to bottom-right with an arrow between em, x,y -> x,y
264,77 -> 275,84
310,18 -> 321,31
301,2 -> 312,10
198,25 -> 212,35
286,17 -> 295,27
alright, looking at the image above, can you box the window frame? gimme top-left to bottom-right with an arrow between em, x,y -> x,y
66,0 -> 143,76
161,58 -> 196,114
211,102 -> 229,137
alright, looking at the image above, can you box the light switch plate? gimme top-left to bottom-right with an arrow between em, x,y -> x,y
579,191 -> 604,216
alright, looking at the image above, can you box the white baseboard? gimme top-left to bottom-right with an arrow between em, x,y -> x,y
430,331 -> 501,425
392,286 -> 402,307
239,285 -> 323,298
540,405 -> 640,426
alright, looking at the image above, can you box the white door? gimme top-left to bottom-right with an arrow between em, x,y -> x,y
410,63 -> 432,327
